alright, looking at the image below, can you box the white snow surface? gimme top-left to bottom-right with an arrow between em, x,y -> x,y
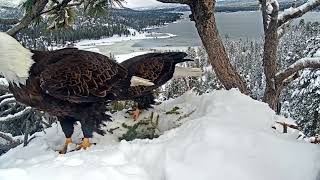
315,49 -> 320,57
0,90 -> 319,180
0,78 -> 8,87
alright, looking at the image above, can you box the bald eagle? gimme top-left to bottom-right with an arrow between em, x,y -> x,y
0,32 -> 155,153
0,32 -> 201,153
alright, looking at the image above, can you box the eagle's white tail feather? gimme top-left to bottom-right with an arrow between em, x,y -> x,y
130,76 -> 155,87
0,32 -> 34,85
173,66 -> 204,79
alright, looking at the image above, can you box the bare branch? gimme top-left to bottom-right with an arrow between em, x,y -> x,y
282,72 -> 299,87
276,57 -> 320,85
277,20 -> 292,38
278,0 -> 320,27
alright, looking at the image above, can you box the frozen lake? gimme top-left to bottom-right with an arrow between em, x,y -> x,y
97,11 -> 320,56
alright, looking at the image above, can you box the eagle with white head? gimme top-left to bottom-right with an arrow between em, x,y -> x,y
0,32 -> 202,153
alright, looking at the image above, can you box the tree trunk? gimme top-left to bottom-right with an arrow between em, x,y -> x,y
261,1 -> 280,111
188,0 -> 249,94
263,32 -> 280,110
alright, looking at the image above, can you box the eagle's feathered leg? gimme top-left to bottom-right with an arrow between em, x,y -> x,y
59,117 -> 76,154
130,93 -> 155,121
76,109 -> 111,151
76,118 -> 94,150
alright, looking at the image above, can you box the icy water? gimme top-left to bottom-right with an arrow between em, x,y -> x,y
99,11 -> 320,55
133,11 -> 264,48
134,11 -> 320,48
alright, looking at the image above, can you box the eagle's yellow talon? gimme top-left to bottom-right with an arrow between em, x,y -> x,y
131,108 -> 141,121
76,138 -> 92,151
59,138 -> 73,154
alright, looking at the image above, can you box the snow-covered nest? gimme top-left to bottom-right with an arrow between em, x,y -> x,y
0,90 -> 319,180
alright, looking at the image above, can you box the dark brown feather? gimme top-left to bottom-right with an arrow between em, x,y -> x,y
120,52 -> 191,99
9,48 -> 128,135
38,49 -> 127,103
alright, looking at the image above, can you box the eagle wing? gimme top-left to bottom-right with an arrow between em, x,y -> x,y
40,50 -> 127,103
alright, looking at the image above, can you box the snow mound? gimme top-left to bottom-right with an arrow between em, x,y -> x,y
0,90 -> 319,180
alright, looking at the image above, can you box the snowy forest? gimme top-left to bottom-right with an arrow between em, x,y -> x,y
0,0 -> 320,180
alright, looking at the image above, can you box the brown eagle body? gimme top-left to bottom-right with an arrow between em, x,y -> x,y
11,48 -> 126,114
1,32 -> 197,153
9,48 -> 130,153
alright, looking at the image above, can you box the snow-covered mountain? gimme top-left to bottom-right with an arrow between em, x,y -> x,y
0,90 -> 319,180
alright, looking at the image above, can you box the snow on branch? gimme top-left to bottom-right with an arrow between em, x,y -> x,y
276,57 -> 320,84
0,132 -> 15,144
0,132 -> 22,152
0,94 -> 14,100
0,107 -> 32,122
0,97 -> 16,108
278,0 -> 320,27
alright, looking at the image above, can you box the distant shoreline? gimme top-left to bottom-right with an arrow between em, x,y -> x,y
175,0 -> 319,13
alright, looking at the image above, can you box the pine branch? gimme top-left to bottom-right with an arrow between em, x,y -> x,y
0,97 -> 16,108
40,0 -> 77,15
0,132 -> 15,143
0,132 -> 22,152
0,105 -> 18,117
0,107 -> 32,122
278,0 -> 320,27
0,85 -> 8,92
0,94 -> 14,101
6,0 -> 49,36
